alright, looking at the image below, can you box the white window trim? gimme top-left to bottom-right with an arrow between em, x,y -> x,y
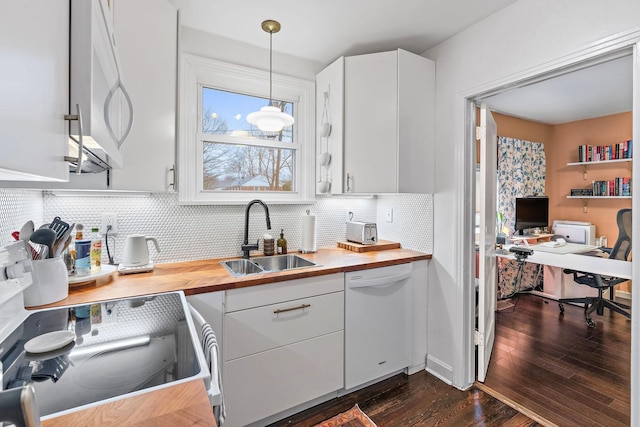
178,53 -> 315,205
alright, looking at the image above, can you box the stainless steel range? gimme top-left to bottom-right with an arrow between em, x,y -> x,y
0,241 -> 210,421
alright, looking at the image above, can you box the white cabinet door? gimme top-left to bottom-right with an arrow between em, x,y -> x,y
340,49 -> 435,194
344,51 -> 398,193
110,0 -> 177,191
223,332 -> 344,427
0,0 -> 69,182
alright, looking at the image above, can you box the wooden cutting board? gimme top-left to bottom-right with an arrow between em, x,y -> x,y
337,240 -> 401,253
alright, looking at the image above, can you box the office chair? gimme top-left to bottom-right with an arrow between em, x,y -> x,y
558,208 -> 632,327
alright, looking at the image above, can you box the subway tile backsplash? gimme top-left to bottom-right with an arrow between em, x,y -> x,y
0,190 -> 432,264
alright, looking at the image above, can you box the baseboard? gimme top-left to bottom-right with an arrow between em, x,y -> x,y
408,362 -> 426,375
425,355 -> 453,385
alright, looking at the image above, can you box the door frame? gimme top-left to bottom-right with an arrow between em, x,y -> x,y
459,29 -> 640,424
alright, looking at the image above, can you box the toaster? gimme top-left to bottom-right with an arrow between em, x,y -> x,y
346,221 -> 377,245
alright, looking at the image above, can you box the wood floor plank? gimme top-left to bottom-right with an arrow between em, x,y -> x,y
270,293 -> 629,427
269,371 -> 536,427
485,293 -> 631,426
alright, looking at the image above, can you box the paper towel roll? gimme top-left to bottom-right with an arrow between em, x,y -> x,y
301,211 -> 317,253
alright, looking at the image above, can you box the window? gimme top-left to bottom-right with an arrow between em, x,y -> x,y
178,54 -> 315,204
201,88 -> 294,192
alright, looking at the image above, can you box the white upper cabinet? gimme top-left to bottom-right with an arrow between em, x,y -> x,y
317,49 -> 435,194
110,0 -> 178,192
0,0 -> 69,182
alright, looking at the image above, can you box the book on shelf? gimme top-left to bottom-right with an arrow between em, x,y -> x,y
577,139 -> 633,162
591,177 -> 632,196
570,188 -> 594,196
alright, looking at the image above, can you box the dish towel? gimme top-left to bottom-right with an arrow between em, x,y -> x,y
189,304 -> 226,426
202,322 -> 226,425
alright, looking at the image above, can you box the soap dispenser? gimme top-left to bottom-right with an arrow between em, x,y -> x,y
277,229 -> 288,254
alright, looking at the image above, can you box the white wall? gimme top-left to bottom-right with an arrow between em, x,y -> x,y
423,0 -> 640,391
180,27 -> 323,81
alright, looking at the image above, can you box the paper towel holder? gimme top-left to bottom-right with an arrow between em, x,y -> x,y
300,209 -> 317,254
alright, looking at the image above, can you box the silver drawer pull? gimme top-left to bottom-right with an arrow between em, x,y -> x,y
273,304 -> 311,314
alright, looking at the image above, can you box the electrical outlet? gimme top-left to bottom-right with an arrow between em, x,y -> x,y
101,213 -> 118,235
385,208 -> 394,223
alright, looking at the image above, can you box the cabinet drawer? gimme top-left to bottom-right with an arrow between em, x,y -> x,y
224,291 -> 344,361
223,331 -> 344,427
224,273 -> 343,313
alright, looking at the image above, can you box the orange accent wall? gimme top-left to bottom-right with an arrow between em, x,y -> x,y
491,111 -> 632,293
548,112 -> 632,242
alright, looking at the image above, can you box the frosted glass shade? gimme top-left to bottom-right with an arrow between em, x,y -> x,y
247,105 -> 294,132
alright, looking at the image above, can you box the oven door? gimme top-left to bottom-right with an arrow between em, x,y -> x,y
0,291 -> 208,419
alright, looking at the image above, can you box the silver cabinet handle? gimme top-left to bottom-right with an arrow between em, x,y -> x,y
104,79 -> 134,149
346,173 -> 353,192
273,304 -> 311,314
169,164 -> 176,190
64,103 -> 84,175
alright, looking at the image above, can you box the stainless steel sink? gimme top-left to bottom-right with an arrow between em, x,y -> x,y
221,259 -> 264,276
220,254 -> 317,276
251,254 -> 317,272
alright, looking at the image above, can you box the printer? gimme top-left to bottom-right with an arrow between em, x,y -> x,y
551,220 -> 596,245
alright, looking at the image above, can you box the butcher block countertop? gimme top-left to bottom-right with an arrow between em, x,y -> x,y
39,247 -> 431,308
38,246 -> 430,426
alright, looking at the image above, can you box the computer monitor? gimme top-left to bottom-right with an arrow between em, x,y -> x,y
514,196 -> 549,235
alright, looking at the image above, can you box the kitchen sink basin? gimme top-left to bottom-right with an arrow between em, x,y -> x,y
221,259 -> 265,276
221,254 -> 317,276
251,254 -> 317,272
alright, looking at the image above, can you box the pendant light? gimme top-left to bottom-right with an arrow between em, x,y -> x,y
247,20 -> 295,133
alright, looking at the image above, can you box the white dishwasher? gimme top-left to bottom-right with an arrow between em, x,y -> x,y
345,263 -> 412,390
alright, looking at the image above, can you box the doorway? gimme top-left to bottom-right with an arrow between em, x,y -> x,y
471,47 -> 636,423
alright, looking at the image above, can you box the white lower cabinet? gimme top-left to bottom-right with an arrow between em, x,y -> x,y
224,331 -> 343,427
222,274 -> 344,427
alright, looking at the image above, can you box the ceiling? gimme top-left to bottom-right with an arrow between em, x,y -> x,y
168,0 -> 633,125
479,54 -> 633,125
166,0 -> 518,63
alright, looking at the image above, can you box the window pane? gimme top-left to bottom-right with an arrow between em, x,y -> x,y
202,87 -> 294,142
203,142 -> 294,192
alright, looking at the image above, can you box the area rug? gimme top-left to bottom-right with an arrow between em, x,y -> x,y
313,404 -> 377,427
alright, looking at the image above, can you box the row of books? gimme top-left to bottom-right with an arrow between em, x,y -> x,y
571,177 -> 632,197
577,140 -> 633,162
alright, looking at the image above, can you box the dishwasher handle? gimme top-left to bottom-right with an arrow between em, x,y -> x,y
347,269 -> 412,289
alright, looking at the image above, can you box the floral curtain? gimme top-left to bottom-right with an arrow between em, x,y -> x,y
497,136 -> 546,299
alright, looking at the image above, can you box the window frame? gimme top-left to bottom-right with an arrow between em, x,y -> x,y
178,54 -> 315,204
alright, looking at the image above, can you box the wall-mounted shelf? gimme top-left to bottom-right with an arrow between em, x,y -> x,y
567,158 -> 632,167
566,195 -> 631,213
567,158 -> 632,180
566,195 -> 632,199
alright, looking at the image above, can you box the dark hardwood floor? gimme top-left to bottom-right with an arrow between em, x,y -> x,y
269,293 -> 630,427
479,293 -> 631,427
269,370 -> 537,426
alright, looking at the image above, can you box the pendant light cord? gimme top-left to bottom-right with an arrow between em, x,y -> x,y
269,30 -> 273,105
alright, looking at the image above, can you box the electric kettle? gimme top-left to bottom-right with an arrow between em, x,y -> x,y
122,235 -> 160,267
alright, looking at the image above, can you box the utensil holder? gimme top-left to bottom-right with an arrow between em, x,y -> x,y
23,257 -> 69,307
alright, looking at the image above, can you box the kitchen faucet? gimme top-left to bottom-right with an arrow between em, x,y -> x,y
242,199 -> 272,259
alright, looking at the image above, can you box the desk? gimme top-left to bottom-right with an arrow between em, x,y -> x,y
509,233 -> 553,244
496,243 -> 631,300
